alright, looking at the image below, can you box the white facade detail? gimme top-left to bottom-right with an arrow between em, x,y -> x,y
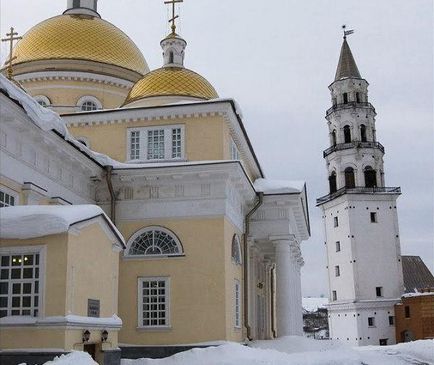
317,37 -> 404,346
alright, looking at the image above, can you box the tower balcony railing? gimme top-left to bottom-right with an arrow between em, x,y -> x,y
323,141 -> 385,158
316,186 -> 401,206
326,101 -> 375,116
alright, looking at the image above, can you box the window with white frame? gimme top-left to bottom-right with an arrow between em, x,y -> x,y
231,138 -> 240,160
138,277 -> 169,327
234,279 -> 241,328
126,227 -> 183,257
0,190 -> 16,207
0,247 -> 44,318
127,125 -> 184,161
231,235 -> 242,265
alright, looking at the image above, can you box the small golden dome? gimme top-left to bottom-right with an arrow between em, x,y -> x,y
10,14 -> 148,75
124,67 -> 218,105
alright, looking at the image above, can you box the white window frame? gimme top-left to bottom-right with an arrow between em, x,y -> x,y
0,245 -> 46,319
127,125 -> 185,163
124,226 -> 183,259
137,277 -> 170,329
234,279 -> 241,328
0,187 -> 19,207
76,95 -> 102,112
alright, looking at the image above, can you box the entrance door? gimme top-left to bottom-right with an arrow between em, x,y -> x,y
84,344 -> 96,360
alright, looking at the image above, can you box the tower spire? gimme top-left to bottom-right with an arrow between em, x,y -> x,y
335,27 -> 361,81
164,0 -> 184,35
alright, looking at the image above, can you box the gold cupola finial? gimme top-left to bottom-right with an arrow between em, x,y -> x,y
164,0 -> 183,35
1,27 -> 22,79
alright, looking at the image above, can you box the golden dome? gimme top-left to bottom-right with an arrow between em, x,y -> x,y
124,67 -> 218,105
10,14 -> 148,75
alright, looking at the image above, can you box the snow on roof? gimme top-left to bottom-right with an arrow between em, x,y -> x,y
254,178 -> 305,194
0,205 -> 124,243
0,74 -> 119,167
302,297 -> 329,312
402,291 -> 434,298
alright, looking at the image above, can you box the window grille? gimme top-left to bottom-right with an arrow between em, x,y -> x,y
0,252 -> 41,318
0,191 -> 15,207
128,228 -> 182,257
138,278 -> 169,327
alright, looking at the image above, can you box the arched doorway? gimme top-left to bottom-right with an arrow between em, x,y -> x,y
343,125 -> 351,143
364,166 -> 377,188
344,167 -> 355,188
329,172 -> 337,193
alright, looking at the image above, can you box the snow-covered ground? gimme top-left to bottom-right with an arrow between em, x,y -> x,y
21,337 -> 434,365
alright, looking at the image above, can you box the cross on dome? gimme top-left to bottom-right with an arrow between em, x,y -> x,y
1,27 -> 22,79
164,0 -> 184,35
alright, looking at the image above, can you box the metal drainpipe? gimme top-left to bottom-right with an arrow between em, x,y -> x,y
105,165 -> 116,226
243,192 -> 263,341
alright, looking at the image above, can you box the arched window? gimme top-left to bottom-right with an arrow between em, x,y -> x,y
344,167 -> 355,188
331,130 -> 337,146
364,166 -> 377,188
34,95 -> 51,107
231,235 -> 242,265
356,92 -> 361,103
77,96 -> 101,112
360,124 -> 367,142
343,93 -> 348,104
329,171 -> 337,194
343,125 -> 351,143
169,51 -> 174,64
81,101 -> 98,111
126,227 -> 183,257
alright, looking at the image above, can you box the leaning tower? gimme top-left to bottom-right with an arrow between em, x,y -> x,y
317,34 -> 404,346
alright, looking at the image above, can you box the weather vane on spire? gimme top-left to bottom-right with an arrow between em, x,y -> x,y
2,27 -> 22,79
342,24 -> 354,39
164,0 -> 184,34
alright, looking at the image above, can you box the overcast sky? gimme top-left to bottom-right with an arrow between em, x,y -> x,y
1,0 -> 433,297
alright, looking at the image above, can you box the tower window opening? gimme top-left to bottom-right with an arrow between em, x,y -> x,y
332,290 -> 337,301
73,0 -> 80,8
368,317 -> 375,327
335,265 -> 340,277
343,125 -> 351,143
364,166 -> 377,188
356,92 -> 361,103
333,217 -> 339,227
370,212 -> 378,223
169,51 -> 174,64
405,306 -> 411,318
375,286 -> 383,297
389,316 -> 394,325
329,172 -> 337,194
336,241 -> 341,252
343,93 -> 348,104
332,97 -> 337,106
344,167 -> 355,188
360,124 -> 367,142
331,130 -> 337,146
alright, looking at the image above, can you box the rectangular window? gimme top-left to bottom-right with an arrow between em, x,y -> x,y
0,248 -> 44,318
334,217 -> 339,227
0,190 -> 15,207
172,128 -> 182,159
335,266 -> 340,277
130,131 -> 140,160
332,290 -> 337,301
370,212 -> 377,223
405,306 -> 410,318
343,93 -> 348,104
128,126 -> 184,162
388,316 -> 394,326
336,241 -> 341,252
376,286 -> 383,297
147,129 -> 165,160
368,317 -> 375,327
234,279 -> 241,328
138,277 -> 169,328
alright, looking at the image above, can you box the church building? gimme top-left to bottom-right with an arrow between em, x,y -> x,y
317,32 -> 404,346
0,1 -> 310,363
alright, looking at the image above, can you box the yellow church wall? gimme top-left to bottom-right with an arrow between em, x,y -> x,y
0,328 -> 66,350
21,79 -> 128,111
65,222 -> 120,319
223,217 -> 244,342
118,217 -> 231,345
67,115 -> 227,163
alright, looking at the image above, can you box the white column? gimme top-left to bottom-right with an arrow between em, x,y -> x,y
275,239 -> 300,336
